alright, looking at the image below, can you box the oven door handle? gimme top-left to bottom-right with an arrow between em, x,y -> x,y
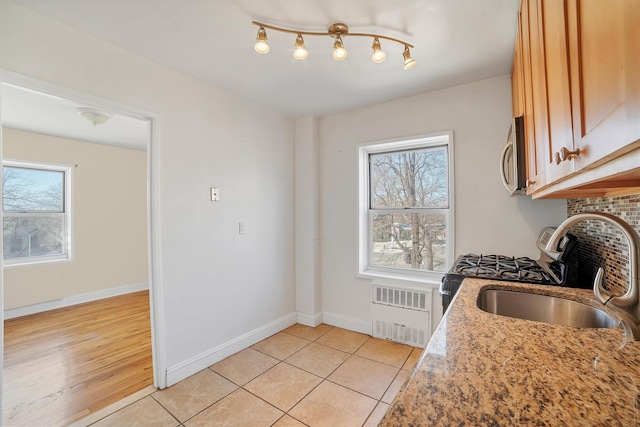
500,141 -> 513,193
439,279 -> 450,296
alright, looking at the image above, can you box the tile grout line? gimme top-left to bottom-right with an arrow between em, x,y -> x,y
148,393 -> 184,425
165,385 -> 240,425
248,327 -> 380,426
275,330 -> 416,424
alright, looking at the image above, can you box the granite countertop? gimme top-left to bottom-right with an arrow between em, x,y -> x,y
379,278 -> 640,426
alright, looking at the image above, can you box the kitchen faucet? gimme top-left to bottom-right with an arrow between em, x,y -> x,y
545,212 -> 640,339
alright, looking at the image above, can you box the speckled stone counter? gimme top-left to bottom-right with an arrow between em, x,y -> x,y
379,278 -> 640,426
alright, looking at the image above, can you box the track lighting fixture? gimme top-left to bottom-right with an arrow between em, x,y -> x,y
332,35 -> 347,61
371,37 -> 386,63
293,34 -> 308,60
254,26 -> 270,54
403,45 -> 417,70
252,21 -> 415,70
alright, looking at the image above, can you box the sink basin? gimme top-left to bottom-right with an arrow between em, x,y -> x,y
477,289 -> 619,329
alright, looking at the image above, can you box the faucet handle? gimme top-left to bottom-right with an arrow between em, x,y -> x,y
594,267 -> 609,304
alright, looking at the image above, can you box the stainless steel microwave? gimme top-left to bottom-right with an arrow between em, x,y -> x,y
500,116 -> 526,195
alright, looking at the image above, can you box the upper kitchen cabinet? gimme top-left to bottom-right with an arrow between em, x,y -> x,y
537,0 -> 575,185
567,0 -> 640,169
516,0 -> 575,194
511,18 -> 524,118
516,0 -> 546,192
514,0 -> 640,198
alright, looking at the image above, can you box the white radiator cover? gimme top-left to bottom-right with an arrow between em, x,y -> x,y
372,283 -> 432,348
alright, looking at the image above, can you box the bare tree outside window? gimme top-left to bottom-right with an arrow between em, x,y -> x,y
369,146 -> 449,272
2,164 -> 69,263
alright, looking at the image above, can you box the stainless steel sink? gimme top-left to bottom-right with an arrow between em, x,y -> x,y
477,289 -> 619,329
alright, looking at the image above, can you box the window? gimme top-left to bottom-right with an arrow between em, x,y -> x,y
358,133 -> 454,281
2,160 -> 73,266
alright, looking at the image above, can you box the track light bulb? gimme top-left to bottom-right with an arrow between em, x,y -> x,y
332,35 -> 347,61
371,37 -> 386,63
403,45 -> 416,70
293,34 -> 308,60
254,26 -> 270,54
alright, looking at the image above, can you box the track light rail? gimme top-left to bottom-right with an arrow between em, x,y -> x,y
251,21 -> 414,49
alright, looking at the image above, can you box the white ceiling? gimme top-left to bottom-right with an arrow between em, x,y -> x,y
1,83 -> 150,151
2,0 -> 519,146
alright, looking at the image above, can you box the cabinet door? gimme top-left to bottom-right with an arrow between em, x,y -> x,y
520,0 -> 545,192
567,0 -> 640,170
539,0 -> 575,183
511,17 -> 525,117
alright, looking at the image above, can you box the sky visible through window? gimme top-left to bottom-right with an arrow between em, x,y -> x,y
3,166 -> 64,212
2,164 -> 68,262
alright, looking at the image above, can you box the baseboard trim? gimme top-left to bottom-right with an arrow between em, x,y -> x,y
165,313 -> 297,387
4,282 -> 149,320
296,312 -> 322,327
321,312 -> 371,335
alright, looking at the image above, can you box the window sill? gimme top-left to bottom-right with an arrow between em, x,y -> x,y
4,256 -> 72,269
357,270 -> 442,287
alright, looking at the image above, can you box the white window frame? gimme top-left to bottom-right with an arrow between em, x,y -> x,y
2,159 -> 74,267
358,132 -> 455,284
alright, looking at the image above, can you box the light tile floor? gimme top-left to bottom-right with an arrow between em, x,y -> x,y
81,324 -> 422,427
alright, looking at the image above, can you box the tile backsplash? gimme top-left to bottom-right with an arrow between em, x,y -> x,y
567,193 -> 640,296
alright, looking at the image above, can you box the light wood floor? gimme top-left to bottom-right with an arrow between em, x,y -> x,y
3,291 -> 153,426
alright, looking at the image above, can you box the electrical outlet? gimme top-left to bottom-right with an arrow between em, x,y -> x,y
210,187 -> 220,201
239,221 -> 245,235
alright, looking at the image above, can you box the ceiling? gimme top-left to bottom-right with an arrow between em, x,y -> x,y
2,0 -> 519,146
2,83 -> 150,150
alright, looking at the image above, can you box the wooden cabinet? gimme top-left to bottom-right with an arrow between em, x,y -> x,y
538,0 -> 575,184
567,0 -> 640,170
515,0 -> 545,192
513,0 -> 640,198
511,19 -> 524,118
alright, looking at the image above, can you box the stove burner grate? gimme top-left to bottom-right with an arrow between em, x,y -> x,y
452,254 -> 553,283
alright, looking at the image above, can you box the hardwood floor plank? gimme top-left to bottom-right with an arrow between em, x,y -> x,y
3,290 -> 153,426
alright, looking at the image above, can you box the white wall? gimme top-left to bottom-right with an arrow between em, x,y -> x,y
294,117 -> 321,325
2,129 -> 148,310
316,76 -> 567,332
1,1 -> 295,385
0,0 -> 568,389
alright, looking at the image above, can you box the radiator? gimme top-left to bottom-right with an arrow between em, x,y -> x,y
372,283 -> 432,348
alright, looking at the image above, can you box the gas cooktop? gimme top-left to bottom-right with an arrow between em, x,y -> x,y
451,254 -> 555,284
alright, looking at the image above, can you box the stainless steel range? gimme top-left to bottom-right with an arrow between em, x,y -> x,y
439,227 -> 583,312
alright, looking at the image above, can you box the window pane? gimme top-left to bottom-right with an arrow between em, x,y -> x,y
371,213 -> 447,272
370,147 -> 448,209
3,215 -> 64,259
3,166 -> 64,212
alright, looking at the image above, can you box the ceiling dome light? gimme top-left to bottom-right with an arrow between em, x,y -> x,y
403,45 -> 416,70
371,37 -> 386,63
332,35 -> 347,61
77,107 -> 113,126
293,34 -> 308,60
254,26 -> 270,54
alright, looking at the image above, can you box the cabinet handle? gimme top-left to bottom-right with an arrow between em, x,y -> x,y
526,179 -> 536,186
559,147 -> 581,162
554,147 -> 581,164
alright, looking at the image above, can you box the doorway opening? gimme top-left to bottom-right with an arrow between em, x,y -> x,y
0,76 -> 162,425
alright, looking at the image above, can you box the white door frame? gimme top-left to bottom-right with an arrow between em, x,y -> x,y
0,70 -> 167,394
